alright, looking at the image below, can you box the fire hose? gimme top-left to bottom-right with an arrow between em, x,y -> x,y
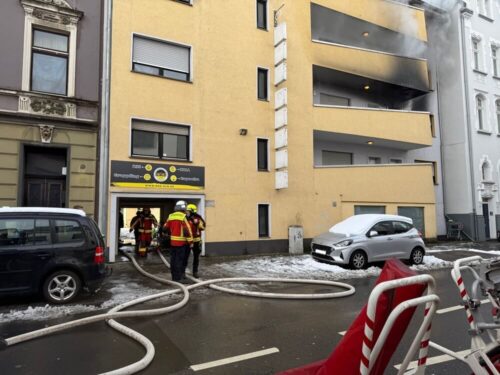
1,250 -> 355,374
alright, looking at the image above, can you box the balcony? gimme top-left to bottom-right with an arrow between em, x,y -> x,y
313,105 -> 433,150
312,42 -> 430,93
311,3 -> 428,59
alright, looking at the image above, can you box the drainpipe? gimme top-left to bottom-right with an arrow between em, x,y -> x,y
459,3 -> 478,240
98,0 -> 113,237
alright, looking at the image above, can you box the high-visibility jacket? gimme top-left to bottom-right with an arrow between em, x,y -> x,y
139,215 -> 157,242
164,211 -> 193,246
188,213 -> 206,243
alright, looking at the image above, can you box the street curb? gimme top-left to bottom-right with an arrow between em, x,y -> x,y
0,339 -> 7,350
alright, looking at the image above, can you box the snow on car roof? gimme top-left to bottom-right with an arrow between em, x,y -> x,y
329,214 -> 412,235
0,207 -> 86,217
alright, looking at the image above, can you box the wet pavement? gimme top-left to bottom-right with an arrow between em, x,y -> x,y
1,241 -> 500,374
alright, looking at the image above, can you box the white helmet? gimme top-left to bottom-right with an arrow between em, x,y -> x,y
174,200 -> 187,211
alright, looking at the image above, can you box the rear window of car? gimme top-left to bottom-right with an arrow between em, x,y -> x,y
54,219 -> 85,243
393,221 -> 413,234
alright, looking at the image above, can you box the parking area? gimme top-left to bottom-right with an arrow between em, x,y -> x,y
1,242 -> 500,374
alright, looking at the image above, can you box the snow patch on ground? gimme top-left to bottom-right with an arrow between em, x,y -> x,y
0,282 -> 166,324
208,255 -> 452,281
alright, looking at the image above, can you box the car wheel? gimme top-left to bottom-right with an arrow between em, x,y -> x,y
43,270 -> 81,304
349,250 -> 367,270
410,247 -> 425,265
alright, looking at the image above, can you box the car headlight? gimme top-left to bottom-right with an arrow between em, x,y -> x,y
334,239 -> 353,248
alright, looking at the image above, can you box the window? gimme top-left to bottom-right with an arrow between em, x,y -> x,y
473,38 -> 482,71
131,120 -> 190,160
319,93 -> 350,106
35,219 -> 51,245
430,114 -> 436,137
390,159 -> 403,164
370,221 -> 394,236
393,221 -> 413,234
132,35 -> 191,81
368,157 -> 381,164
257,138 -> 269,171
478,0 -> 491,17
493,46 -> 499,77
481,160 -> 492,181
321,151 -> 352,165
54,220 -> 84,243
0,219 -> 35,247
398,207 -> 425,235
31,29 -> 69,95
496,99 -> 500,133
415,160 -> 438,185
354,206 -> 386,215
258,204 -> 270,238
476,95 -> 486,130
256,0 -> 267,30
257,68 -> 269,100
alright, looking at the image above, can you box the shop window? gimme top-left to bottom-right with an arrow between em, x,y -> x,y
131,120 -> 190,161
354,206 -> 386,215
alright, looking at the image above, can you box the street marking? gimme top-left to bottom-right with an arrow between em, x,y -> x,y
468,249 -> 500,256
394,349 -> 471,370
437,299 -> 490,314
190,347 -> 280,371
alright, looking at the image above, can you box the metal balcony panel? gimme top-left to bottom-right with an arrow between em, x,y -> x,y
311,3 -> 428,59
312,42 -> 430,93
313,106 -> 433,150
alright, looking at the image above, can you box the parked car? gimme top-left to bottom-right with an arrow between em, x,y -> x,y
311,214 -> 425,270
0,207 -> 108,304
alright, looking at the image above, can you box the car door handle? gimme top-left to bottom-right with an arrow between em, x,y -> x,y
37,252 -> 52,259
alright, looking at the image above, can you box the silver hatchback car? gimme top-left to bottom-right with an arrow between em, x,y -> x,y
311,214 -> 425,269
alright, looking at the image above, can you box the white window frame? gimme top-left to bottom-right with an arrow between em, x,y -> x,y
129,117 -> 193,161
492,44 -> 499,77
131,32 -> 194,82
256,0 -> 269,31
496,98 -> 500,134
476,94 -> 488,131
257,203 -> 271,238
257,66 -> 270,101
472,36 -> 484,71
21,2 -> 80,97
256,137 -> 270,171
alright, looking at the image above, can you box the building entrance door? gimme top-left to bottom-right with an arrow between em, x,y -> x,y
482,203 -> 490,239
23,146 -> 67,207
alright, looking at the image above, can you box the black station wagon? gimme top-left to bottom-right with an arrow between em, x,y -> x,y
0,207 -> 108,304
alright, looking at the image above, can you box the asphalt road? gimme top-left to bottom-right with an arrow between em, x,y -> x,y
1,244 -> 500,374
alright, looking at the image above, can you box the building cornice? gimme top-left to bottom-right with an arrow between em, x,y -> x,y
20,0 -> 83,25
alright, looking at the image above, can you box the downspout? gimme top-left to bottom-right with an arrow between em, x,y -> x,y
459,3 -> 478,240
98,0 -> 112,238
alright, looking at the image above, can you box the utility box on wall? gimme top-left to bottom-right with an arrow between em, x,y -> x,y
288,225 -> 304,254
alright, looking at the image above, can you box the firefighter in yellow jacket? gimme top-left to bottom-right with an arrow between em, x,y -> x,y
185,203 -> 206,278
164,201 -> 193,283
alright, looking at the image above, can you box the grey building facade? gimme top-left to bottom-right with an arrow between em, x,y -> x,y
418,0 -> 500,240
0,0 -> 102,217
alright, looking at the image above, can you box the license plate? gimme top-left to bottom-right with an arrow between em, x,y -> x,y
314,249 -> 326,255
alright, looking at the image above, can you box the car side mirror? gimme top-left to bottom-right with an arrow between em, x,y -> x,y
369,230 -> 378,237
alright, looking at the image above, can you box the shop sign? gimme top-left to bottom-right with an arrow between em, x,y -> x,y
110,161 -> 204,190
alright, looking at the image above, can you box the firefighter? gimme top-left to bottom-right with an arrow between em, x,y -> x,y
164,201 -> 193,283
186,203 -> 206,278
137,208 -> 158,257
129,210 -> 143,254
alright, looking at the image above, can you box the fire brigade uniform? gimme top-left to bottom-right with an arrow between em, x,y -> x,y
138,210 -> 158,256
186,206 -> 205,278
164,209 -> 193,282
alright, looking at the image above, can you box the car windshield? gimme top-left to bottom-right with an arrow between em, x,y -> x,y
329,215 -> 378,235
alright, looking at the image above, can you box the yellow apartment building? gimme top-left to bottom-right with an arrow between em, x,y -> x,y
106,0 -> 439,260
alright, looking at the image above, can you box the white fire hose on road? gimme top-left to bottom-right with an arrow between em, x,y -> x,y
1,250 -> 355,374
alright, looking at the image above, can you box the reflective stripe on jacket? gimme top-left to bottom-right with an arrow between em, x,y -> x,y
164,211 -> 193,246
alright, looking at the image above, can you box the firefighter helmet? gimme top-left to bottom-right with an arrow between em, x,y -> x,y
187,203 -> 197,213
174,200 -> 187,211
